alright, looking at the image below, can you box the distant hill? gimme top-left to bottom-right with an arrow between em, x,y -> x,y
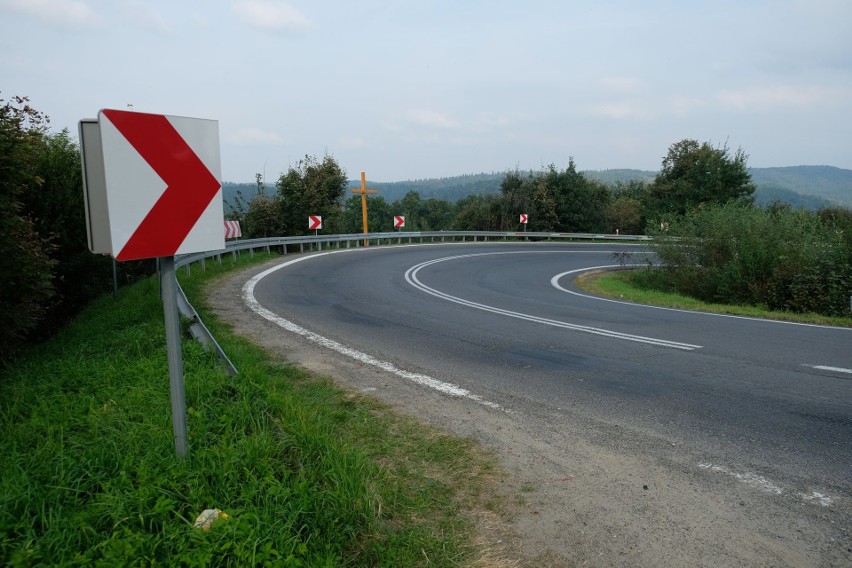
223,165 -> 852,213
748,166 -> 852,208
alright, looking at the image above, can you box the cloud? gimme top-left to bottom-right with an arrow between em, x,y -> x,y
337,137 -> 368,150
227,127 -> 286,146
123,2 -> 172,34
600,76 -> 651,95
403,109 -> 460,130
232,0 -> 311,32
667,95 -> 710,117
588,101 -> 654,121
0,0 -> 104,29
715,84 -> 843,111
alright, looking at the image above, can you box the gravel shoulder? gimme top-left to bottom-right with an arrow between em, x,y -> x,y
207,257 -> 851,568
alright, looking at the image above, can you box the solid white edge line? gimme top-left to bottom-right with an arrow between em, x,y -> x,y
552,265 -> 852,331
697,462 -> 835,507
242,251 -> 504,411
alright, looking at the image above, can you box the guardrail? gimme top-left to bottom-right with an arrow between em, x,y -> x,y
174,230 -> 649,376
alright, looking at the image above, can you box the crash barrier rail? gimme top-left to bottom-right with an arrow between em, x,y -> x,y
173,230 -> 651,375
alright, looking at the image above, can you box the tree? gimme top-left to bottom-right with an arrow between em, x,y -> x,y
646,139 -> 755,220
24,129 -> 113,334
396,190 -> 423,230
451,194 -> 504,231
606,197 -> 643,234
276,155 -> 348,235
544,160 -> 611,232
419,197 -> 455,230
0,96 -> 56,362
244,194 -> 283,238
499,169 -> 528,228
529,179 -> 558,232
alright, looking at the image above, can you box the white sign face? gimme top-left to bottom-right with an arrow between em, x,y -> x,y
96,109 -> 224,261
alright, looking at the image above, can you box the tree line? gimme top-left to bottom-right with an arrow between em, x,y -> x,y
230,140 -> 758,238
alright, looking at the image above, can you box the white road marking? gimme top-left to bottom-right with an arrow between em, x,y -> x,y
806,365 -> 852,375
406,253 -> 702,351
552,266 -> 852,331
799,492 -> 834,507
698,463 -> 835,507
243,252 -> 504,411
698,462 -> 783,495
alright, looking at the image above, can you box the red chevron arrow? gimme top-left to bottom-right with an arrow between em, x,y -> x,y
102,110 -> 221,261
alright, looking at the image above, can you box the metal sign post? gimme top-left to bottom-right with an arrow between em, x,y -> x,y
160,255 -> 188,459
79,109 -> 223,461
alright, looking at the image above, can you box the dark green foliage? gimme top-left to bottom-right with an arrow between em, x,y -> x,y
451,194 -> 505,230
545,160 -> 611,232
276,155 -> 348,235
446,162 -> 612,233
0,96 -> 57,363
244,194 -> 283,238
606,197 -> 643,235
339,194 -> 393,233
649,202 -> 852,316
22,129 -> 116,336
646,139 -> 755,221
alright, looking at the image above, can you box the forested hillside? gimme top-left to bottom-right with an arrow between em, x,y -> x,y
223,166 -> 852,212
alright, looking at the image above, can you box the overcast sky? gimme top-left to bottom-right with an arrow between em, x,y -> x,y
2,0 -> 850,183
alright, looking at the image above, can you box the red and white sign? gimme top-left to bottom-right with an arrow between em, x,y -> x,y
520,213 -> 528,224
394,215 -> 405,228
224,220 -> 241,239
98,109 -> 223,261
308,215 -> 323,230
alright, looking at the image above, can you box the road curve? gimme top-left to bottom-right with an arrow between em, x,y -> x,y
241,242 -> 851,566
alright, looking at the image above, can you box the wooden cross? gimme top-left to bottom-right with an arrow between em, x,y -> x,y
350,171 -> 377,246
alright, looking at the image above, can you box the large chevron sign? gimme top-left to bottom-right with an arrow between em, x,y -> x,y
81,109 -> 224,261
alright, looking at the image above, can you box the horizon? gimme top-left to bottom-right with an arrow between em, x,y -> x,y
3,1 -> 850,184
223,163 -> 850,185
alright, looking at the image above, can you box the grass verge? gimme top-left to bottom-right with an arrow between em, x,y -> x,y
576,268 -> 852,327
1,252 -> 509,567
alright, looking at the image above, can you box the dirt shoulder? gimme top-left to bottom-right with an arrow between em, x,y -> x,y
207,257 -> 850,568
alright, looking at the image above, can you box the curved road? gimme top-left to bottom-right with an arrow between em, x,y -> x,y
241,242 -> 851,566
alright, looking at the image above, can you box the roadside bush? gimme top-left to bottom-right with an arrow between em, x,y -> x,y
649,202 -> 851,316
0,96 -> 56,364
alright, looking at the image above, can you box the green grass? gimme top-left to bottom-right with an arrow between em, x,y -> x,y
577,268 -> 852,327
1,252 -> 504,566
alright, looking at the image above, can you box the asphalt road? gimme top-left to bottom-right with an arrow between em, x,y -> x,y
246,241 -> 852,564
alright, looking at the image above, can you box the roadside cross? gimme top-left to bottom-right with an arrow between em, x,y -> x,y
350,171 -> 377,246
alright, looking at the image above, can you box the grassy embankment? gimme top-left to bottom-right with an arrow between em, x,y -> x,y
0,252 -> 509,567
577,268 -> 852,327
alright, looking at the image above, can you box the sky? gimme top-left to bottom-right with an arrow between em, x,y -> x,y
2,0 -> 851,183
